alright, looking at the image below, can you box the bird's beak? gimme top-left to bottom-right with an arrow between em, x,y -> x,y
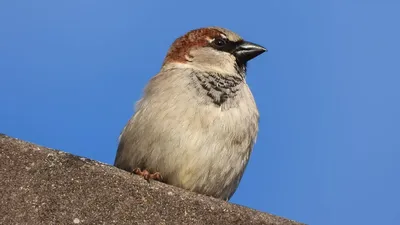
234,41 -> 267,63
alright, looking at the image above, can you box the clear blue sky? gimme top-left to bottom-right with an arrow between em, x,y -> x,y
1,1 -> 399,224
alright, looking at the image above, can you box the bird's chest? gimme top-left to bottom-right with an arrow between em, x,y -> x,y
173,96 -> 258,195
198,103 -> 250,135
143,78 -> 259,195
186,87 -> 258,151
185,76 -> 258,142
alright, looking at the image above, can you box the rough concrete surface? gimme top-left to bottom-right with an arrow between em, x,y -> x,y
0,134 -> 304,225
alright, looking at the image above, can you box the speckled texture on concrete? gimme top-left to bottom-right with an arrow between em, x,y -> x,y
0,134 -> 305,225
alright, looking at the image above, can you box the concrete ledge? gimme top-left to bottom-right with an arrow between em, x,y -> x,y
0,134 -> 304,225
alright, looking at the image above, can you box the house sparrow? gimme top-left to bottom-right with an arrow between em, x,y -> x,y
114,27 -> 266,200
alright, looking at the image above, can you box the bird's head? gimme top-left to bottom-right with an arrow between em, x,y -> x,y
162,27 -> 266,77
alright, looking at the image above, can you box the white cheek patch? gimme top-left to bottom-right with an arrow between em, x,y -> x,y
189,48 -> 238,75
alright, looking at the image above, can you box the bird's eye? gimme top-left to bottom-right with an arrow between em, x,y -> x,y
213,38 -> 227,47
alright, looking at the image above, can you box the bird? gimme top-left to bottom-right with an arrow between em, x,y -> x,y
114,26 -> 266,201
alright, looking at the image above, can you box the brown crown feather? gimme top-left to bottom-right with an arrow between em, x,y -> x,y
162,27 -> 242,66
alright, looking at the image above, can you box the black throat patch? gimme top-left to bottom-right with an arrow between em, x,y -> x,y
193,71 -> 243,105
